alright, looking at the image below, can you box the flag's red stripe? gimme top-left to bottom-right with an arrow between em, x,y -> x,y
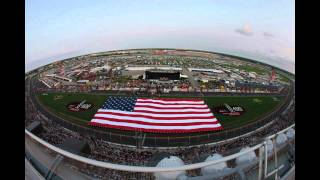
134,105 -> 209,109
88,122 -> 223,133
92,116 -> 219,126
95,111 -> 215,120
133,110 -> 212,114
138,98 -> 203,102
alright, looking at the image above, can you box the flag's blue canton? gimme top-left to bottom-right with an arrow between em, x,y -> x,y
101,97 -> 137,112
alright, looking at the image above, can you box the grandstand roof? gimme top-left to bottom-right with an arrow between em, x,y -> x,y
188,68 -> 224,73
201,154 -> 227,175
286,128 -> 295,139
236,147 -> 257,165
155,156 -> 185,180
276,133 -> 288,145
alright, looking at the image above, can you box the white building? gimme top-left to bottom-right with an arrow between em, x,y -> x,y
77,80 -> 90,84
188,68 -> 224,74
90,65 -> 111,73
248,72 -> 257,79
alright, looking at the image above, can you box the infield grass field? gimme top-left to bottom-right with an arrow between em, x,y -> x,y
36,92 -> 285,133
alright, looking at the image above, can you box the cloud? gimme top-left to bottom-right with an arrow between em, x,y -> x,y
262,47 -> 295,62
280,47 -> 295,61
235,24 -> 253,36
263,32 -> 274,38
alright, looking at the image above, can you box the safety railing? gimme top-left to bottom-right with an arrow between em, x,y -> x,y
25,124 -> 295,180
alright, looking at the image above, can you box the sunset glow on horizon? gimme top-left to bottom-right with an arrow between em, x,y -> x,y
26,0 -> 294,73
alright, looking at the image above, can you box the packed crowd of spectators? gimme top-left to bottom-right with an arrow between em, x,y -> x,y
88,138 -> 153,166
114,78 -> 149,90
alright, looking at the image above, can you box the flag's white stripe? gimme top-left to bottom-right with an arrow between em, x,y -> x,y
135,103 -> 207,108
94,114 -> 217,123
97,109 -> 214,117
137,99 -> 204,104
91,119 -> 221,130
133,107 -> 210,112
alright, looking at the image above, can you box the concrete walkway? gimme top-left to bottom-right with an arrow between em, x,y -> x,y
26,135 -> 94,180
25,158 -> 45,180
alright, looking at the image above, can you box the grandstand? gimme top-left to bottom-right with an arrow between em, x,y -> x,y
25,49 -> 295,180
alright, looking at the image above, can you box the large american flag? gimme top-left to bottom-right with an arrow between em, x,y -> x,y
89,97 -> 223,133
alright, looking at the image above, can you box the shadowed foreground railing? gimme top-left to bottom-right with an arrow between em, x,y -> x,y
25,124 -> 295,180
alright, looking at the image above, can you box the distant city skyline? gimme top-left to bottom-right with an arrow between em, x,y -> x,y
26,0 -> 295,73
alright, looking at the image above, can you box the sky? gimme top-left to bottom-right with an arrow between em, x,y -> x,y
26,0 -> 295,73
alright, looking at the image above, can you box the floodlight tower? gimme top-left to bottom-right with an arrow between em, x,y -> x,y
59,62 -> 65,76
270,68 -> 276,82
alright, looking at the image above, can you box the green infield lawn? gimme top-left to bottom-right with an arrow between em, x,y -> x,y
36,92 -> 285,131
203,96 -> 283,129
36,93 -> 107,126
